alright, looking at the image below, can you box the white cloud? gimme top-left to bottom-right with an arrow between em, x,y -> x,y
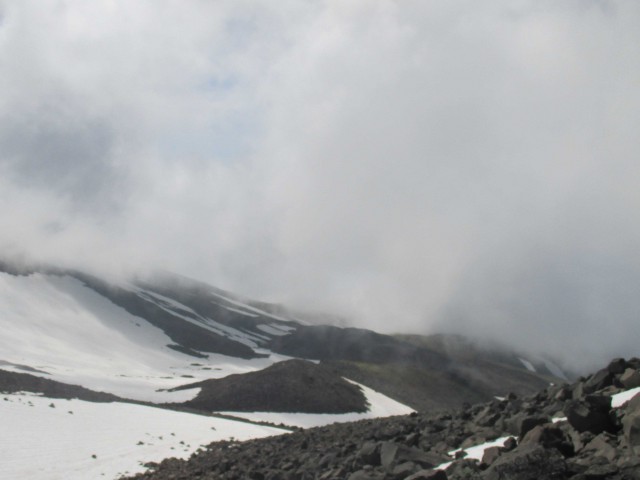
1,0 -> 639,369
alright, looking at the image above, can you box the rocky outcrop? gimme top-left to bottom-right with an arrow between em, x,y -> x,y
126,358 -> 640,480
0,369 -> 122,402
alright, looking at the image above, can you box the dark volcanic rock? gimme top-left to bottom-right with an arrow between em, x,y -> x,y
445,459 -> 482,479
622,393 -> 640,449
481,444 -> 567,480
564,395 -> 615,434
520,424 -> 574,457
481,446 -> 505,466
74,272 -> 263,360
268,325 -> 447,367
125,359 -> 640,480
405,470 -> 448,480
582,433 -> 618,462
357,441 -> 381,466
514,415 -> 551,439
583,369 -> 614,394
606,358 -> 628,375
379,441 -> 448,471
0,369 -> 120,402
171,359 -> 369,414
620,369 -> 640,389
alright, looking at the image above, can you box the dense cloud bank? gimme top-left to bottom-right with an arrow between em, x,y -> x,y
0,1 -> 639,370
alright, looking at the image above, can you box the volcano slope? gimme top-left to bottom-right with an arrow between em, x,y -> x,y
0,260 -> 563,412
126,357 -> 640,480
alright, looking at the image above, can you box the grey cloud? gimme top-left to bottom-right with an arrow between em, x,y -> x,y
0,0 -> 638,371
1,105 -> 122,212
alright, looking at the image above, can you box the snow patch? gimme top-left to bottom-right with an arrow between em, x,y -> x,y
611,386 -> 640,408
210,292 -> 292,323
136,289 -> 265,349
435,436 -> 512,471
518,358 -> 536,373
223,305 -> 260,317
537,357 -> 569,380
256,324 -> 295,337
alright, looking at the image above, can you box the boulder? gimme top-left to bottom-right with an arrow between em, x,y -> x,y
558,422 -> 586,452
474,406 -> 501,427
512,415 -> 551,439
572,382 -> 585,401
380,442 -> 448,471
582,433 -> 618,462
583,369 -> 614,394
617,455 -> 640,479
564,395 -> 615,434
553,385 -> 572,401
390,461 -> 418,479
348,470 -> 384,480
520,424 -> 574,457
622,393 -> 640,448
481,445 -> 567,480
607,358 -> 628,375
357,441 -> 380,466
620,369 -> 640,389
583,463 -> 619,478
502,437 -> 517,451
481,446 -> 504,466
404,470 -> 448,480
444,459 -> 481,479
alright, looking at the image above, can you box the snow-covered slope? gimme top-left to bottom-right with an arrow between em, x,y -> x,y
0,271 -> 286,402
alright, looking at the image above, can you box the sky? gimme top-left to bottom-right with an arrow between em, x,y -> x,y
0,0 -> 639,370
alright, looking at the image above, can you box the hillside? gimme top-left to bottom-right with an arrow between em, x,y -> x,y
0,261 -> 563,412
127,358 -> 640,480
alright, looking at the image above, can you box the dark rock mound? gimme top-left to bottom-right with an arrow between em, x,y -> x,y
0,369 -> 121,402
171,359 -> 369,414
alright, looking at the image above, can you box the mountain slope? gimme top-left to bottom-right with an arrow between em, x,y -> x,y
0,268 -> 283,402
0,260 -> 566,412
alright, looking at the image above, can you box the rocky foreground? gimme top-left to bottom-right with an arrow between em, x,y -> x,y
126,358 -> 640,480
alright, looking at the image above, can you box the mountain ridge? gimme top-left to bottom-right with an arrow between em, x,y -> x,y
0,259 -> 567,412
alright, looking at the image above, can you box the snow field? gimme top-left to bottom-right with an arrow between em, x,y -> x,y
0,393 -> 287,480
518,358 -> 536,373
